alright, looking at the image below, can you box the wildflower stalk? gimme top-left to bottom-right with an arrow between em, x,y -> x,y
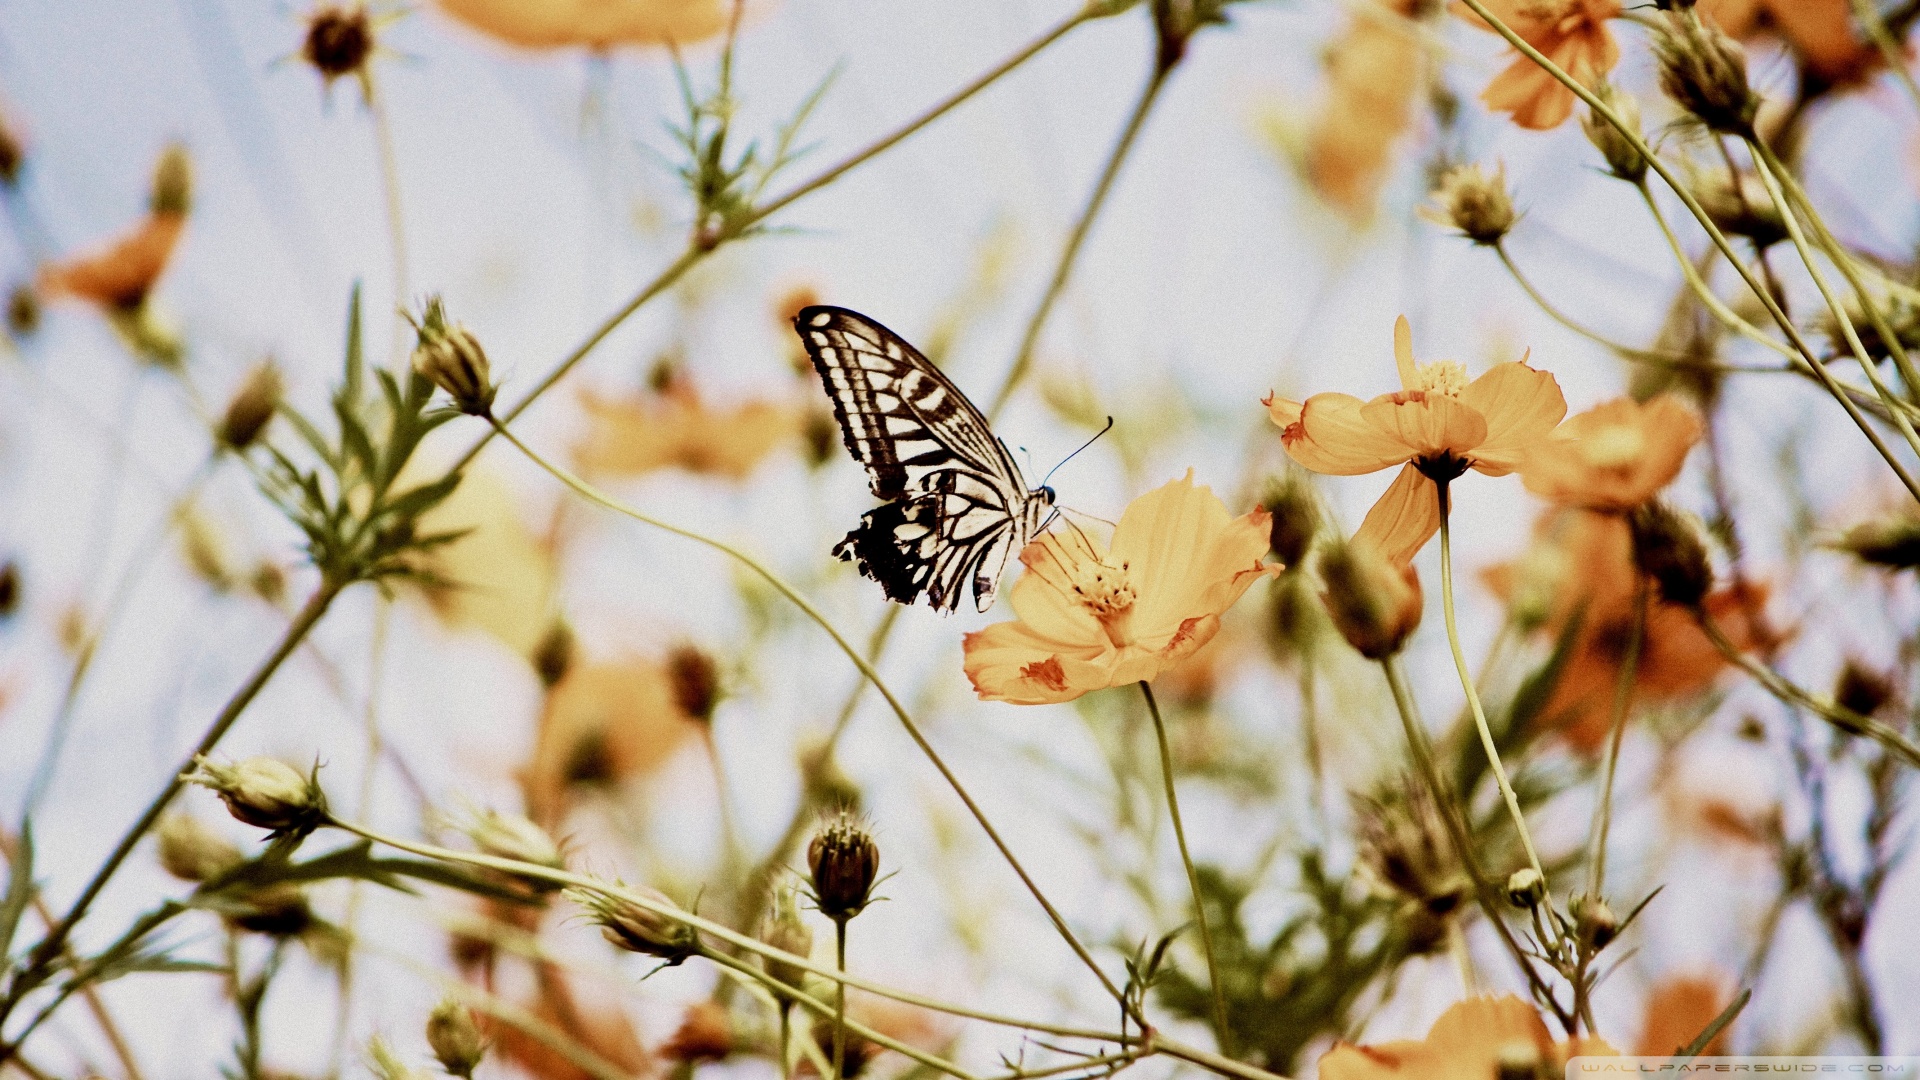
451,4 -> 1101,475
331,596 -> 392,1076
1138,680 -> 1228,1047
1743,145 -> 1920,463
1588,582 -> 1647,897
1848,0 -> 1920,121
1695,614 -> 1920,768
1434,481 -> 1545,880
1492,242 -> 1695,368
988,54 -> 1176,418
364,69 -> 411,369
483,418 -> 1138,1020
0,579 -> 345,1045
1452,0 -> 1920,505
832,923 -> 849,1080
1377,656 -> 1572,1033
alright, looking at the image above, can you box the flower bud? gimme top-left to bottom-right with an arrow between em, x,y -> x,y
1354,774 -> 1467,917
662,1001 -> 734,1063
569,884 -> 698,964
1570,893 -> 1619,950
150,143 -> 192,217
156,813 -> 244,882
759,885 -> 814,992
457,807 -> 566,880
811,1018 -> 875,1080
409,297 -> 496,417
1583,84 -> 1647,185
1505,868 -> 1545,909
666,643 -> 721,723
426,998 -> 488,1078
183,756 -> 326,833
0,561 -> 18,620
1834,660 -> 1894,719
1654,11 -> 1759,136
1318,538 -> 1422,660
304,5 -> 374,85
531,619 -> 576,688
807,811 -> 879,922
227,883 -> 314,937
1261,474 -> 1321,567
218,360 -> 282,452
7,283 -> 38,338
1629,501 -> 1713,607
1427,163 -> 1517,246
1691,167 -> 1785,249
1832,514 -> 1920,569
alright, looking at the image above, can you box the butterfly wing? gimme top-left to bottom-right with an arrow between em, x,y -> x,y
796,305 -> 1033,613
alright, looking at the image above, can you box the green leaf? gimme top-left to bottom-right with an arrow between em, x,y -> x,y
1675,987 -> 1749,1059
343,282 -> 365,408
383,472 -> 463,524
1,821 -> 35,960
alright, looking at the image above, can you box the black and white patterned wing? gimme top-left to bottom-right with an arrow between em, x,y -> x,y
794,305 -> 1034,613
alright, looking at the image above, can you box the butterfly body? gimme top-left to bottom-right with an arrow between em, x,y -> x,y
795,305 -> 1053,613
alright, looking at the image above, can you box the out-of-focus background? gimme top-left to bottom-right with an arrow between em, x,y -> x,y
2,0 -> 1919,1076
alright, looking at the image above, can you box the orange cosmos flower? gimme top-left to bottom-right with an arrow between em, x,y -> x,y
1697,0 -> 1876,87
522,656 -> 703,827
1318,994 -> 1616,1080
39,212 -> 185,311
962,473 -> 1276,706
1637,973 -> 1735,1055
1455,0 -> 1622,130
432,0 -> 730,50
573,376 -> 797,480
1266,315 -> 1565,567
1303,0 -> 1424,220
1521,394 -> 1703,511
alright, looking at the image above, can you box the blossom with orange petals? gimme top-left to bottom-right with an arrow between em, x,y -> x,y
1266,316 -> 1565,567
1318,994 -> 1616,1080
1698,0 -> 1876,87
39,213 -> 184,312
1521,394 -> 1703,511
522,656 -> 702,826
1302,0 -> 1424,219
1637,973 -> 1735,1055
432,0 -> 731,50
962,473 -> 1276,705
1455,0 -> 1623,130
573,376 -> 798,480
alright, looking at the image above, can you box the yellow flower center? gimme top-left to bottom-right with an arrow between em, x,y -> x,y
1412,360 -> 1468,397
1583,424 -> 1645,470
1069,558 -> 1136,620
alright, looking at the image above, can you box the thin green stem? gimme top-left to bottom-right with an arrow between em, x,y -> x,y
1454,0 -> 1920,503
1138,681 -> 1227,1047
1588,582 -> 1647,897
1493,243 -> 1707,369
987,56 -> 1174,419
1850,0 -> 1920,120
363,68 -> 411,370
832,920 -> 848,1080
485,417 -> 1134,1015
1435,481 -> 1544,880
0,580 -> 345,1046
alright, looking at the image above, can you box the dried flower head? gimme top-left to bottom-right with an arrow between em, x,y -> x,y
1582,83 -> 1646,184
1830,512 -> 1920,568
1690,167 -> 1785,248
454,806 -> 566,882
569,884 -> 698,963
156,813 -> 244,883
807,810 -> 879,922
150,142 -> 192,217
1318,536 -> 1423,659
218,359 -> 283,452
1654,10 -> 1759,135
226,883 -> 314,937
1833,660 -> 1895,719
665,643 -> 721,723
304,5 -> 374,86
183,755 -> 327,835
1629,501 -> 1713,607
426,998 -> 488,1078
1570,893 -> 1619,950
7,284 -> 38,337
1354,774 -> 1468,916
409,296 -> 496,416
1427,162 -> 1518,245
759,884 -> 814,992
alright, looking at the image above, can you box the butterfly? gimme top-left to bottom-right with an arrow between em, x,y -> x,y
794,305 -> 1055,614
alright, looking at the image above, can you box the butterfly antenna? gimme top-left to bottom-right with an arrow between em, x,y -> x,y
1041,416 -> 1115,488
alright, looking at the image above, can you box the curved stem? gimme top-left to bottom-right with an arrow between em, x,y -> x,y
987,56 -> 1174,419
1587,581 -> 1646,897
1139,681 -> 1226,1047
1494,243 -> 1709,369
485,419 -> 1134,1017
1435,480 -> 1544,880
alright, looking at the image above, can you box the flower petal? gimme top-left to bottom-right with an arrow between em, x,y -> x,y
1358,391 -> 1488,460
1462,360 -> 1566,474
1288,392 -> 1418,474
1394,314 -> 1418,390
1109,473 -> 1276,649
1353,463 -> 1442,567
961,621 -> 1108,705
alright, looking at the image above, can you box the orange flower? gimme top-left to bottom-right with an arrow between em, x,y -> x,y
1636,973 -> 1734,1055
573,378 -> 797,480
1318,994 -> 1616,1079
1521,394 -> 1703,511
432,0 -> 730,50
522,656 -> 702,826
39,212 -> 185,311
1698,0 -> 1876,87
1266,316 -> 1565,567
1303,0 -> 1424,219
414,466 -> 559,659
962,473 -> 1276,705
1455,0 -> 1622,130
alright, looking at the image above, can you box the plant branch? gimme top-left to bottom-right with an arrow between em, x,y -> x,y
1137,681 -> 1226,1047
